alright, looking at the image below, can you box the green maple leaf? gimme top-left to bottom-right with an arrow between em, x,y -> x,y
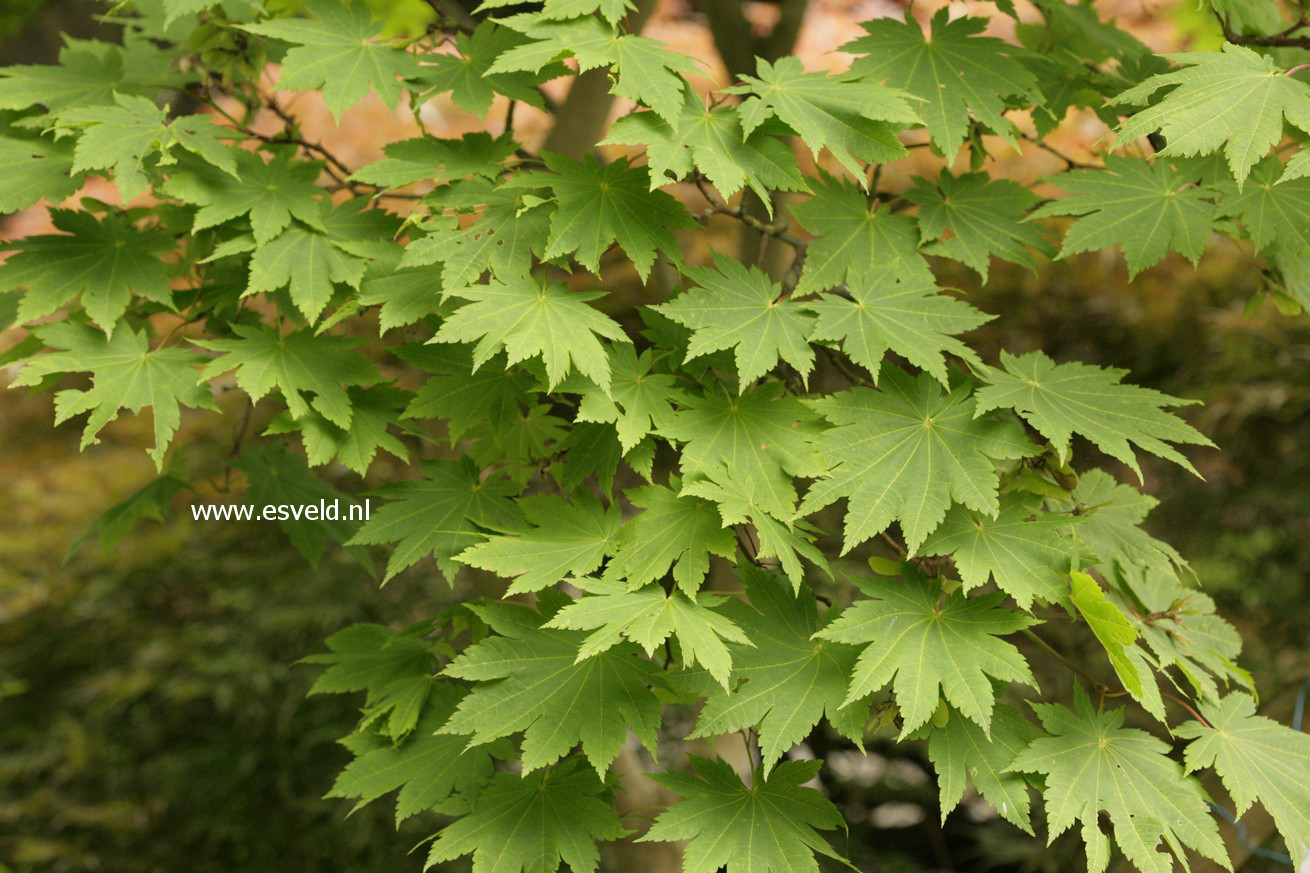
264,385 -> 408,475
845,10 -> 1038,156
12,321 -> 215,470
397,345 -> 530,441
1009,692 -> 1228,873
241,0 -> 421,119
600,480 -> 736,593
0,210 -> 173,331
426,758 -> 626,873
350,132 -> 515,189
926,703 -> 1041,832
657,254 -> 816,387
681,472 -> 829,588
1115,44 -> 1310,187
603,93 -> 808,203
905,170 -> 1053,279
803,368 -> 1035,554
975,349 -> 1212,477
545,577 -> 750,688
347,459 -> 518,581
402,178 -> 553,289
58,95 -> 238,201
1031,156 -> 1217,278
641,756 -> 849,873
791,176 -> 933,294
327,685 -> 497,823
0,135 -> 82,213
247,224 -> 367,323
1215,155 -> 1310,254
432,270 -> 629,392
815,569 -> 1036,735
727,56 -> 918,179
356,254 -> 447,332
573,346 -> 688,453
1113,566 -> 1249,702
196,324 -> 380,429
306,622 -> 434,697
167,148 -> 324,244
806,273 -> 991,387
1178,693 -> 1310,857
1065,470 -> 1185,575
0,43 -> 162,112
662,384 -> 828,522
919,495 -> 1085,609
441,600 -> 662,774
689,565 -> 865,772
456,494 -> 620,594
490,15 -> 698,123
418,22 -> 560,116
1069,571 -> 1161,719
535,153 -> 695,279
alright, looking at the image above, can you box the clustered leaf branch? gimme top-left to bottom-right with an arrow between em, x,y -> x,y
3,0 -> 1310,871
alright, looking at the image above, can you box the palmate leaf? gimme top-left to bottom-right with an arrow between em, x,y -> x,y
440,600 -> 662,775
803,367 -> 1035,554
845,9 -> 1038,156
727,56 -> 919,180
0,135 -> 82,212
926,703 -> 1042,832
1178,693 -> 1310,857
603,92 -> 808,203
58,94 -> 238,201
905,170 -> 1053,279
975,350 -> 1212,477
0,41 -> 167,112
534,153 -> 696,279
0,210 -> 173,332
242,0 -> 421,119
233,441 -> 362,562
641,757 -> 849,873
572,346 -> 689,453
456,494 -> 619,594
402,178 -> 552,289
545,578 -> 750,689
1115,43 -> 1310,187
1010,692 -> 1228,873
919,495 -> 1086,609
327,685 -> 498,823
806,274 -> 991,387
490,14 -> 698,123
1215,155 -> 1310,254
790,175 -> 934,294
1066,470 -> 1185,575
171,148 -> 325,244
680,471 -> 829,588
1031,156 -> 1217,278
348,458 -> 518,581
662,383 -> 828,522
263,385 -> 409,475
426,757 -> 627,873
247,223 -> 367,323
689,565 -> 865,772
196,324 -> 380,429
658,254 -> 816,387
12,321 -> 216,470
398,342 -> 530,442
418,22 -> 560,116
815,569 -> 1037,735
433,270 -> 629,392
600,480 -> 736,593
350,132 -> 516,189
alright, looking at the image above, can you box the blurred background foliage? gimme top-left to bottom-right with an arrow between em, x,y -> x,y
1,0 -> 1308,871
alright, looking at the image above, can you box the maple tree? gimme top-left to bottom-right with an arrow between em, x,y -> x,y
3,0 -> 1310,871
